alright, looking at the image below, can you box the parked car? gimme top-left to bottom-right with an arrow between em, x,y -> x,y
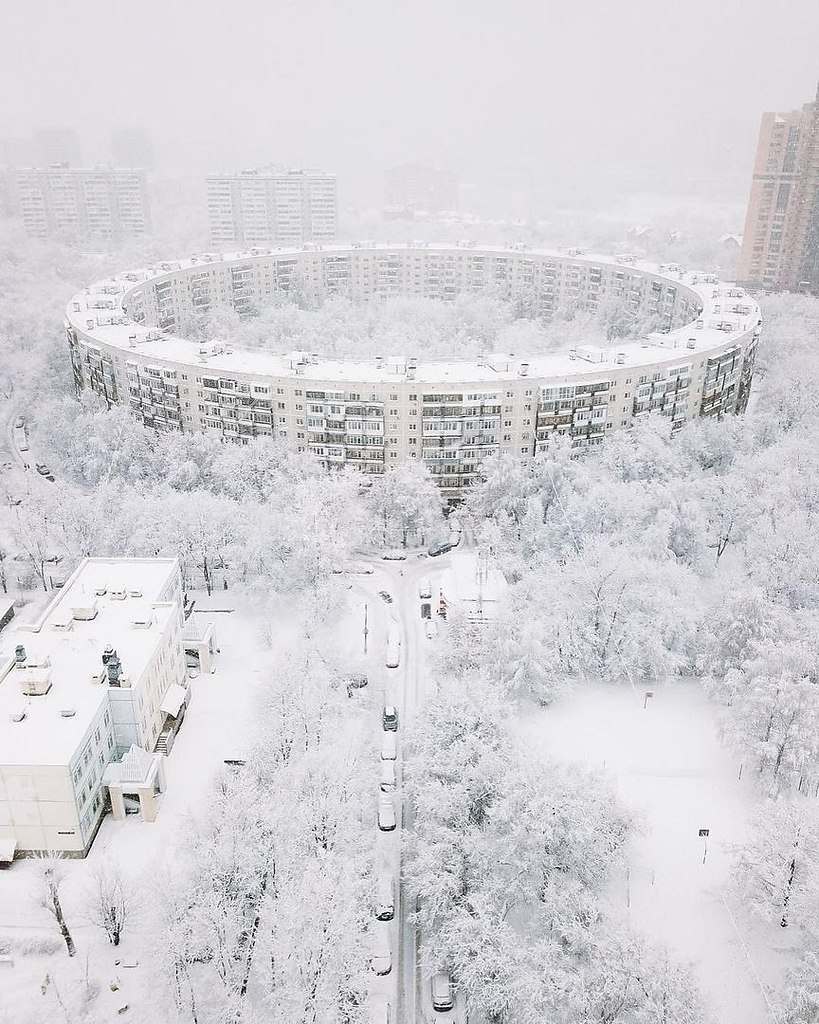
14,417 -> 24,429
424,619 -> 439,640
381,732 -> 397,761
375,874 -> 395,921
382,705 -> 398,731
345,673 -> 368,696
431,972 -> 454,1012
377,794 -> 396,832
348,562 -> 374,575
381,550 -> 407,561
386,624 -> 401,669
377,590 -> 393,604
417,579 -> 432,600
35,463 -> 50,476
428,540 -> 455,558
371,921 -> 392,975
380,760 -> 396,792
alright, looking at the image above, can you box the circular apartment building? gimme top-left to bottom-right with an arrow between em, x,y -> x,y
66,244 -> 761,494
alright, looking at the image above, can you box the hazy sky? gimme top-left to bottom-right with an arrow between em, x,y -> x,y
2,0 -> 818,204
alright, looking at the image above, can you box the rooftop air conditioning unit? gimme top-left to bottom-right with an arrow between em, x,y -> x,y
686,339 -> 697,349
132,614 -> 154,629
59,706 -> 77,718
94,586 -> 107,597
519,363 -> 530,376
127,589 -> 142,598
109,588 -> 126,601
20,670 -> 52,696
71,604 -> 98,621
10,708 -> 26,723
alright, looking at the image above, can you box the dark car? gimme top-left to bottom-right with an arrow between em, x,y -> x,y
428,540 -> 454,557
382,705 -> 398,731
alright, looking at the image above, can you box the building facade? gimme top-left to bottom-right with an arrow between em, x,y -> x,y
0,558 -> 186,856
206,167 -> 337,249
15,166 -> 151,244
66,245 -> 761,497
737,83 -> 819,294
384,163 -> 460,215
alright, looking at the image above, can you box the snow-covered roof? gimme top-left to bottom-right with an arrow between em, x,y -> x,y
440,549 -> 508,620
65,244 -> 761,388
0,558 -> 180,766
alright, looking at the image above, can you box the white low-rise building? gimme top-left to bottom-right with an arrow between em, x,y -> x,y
0,558 -> 186,859
439,549 -> 508,622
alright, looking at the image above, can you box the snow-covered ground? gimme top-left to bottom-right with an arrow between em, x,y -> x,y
519,680 -> 802,1024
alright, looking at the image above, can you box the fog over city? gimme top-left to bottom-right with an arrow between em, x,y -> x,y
3,4 -> 819,1024
2,0 -> 818,204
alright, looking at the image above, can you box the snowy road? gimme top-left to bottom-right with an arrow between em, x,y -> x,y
354,547 -> 451,1024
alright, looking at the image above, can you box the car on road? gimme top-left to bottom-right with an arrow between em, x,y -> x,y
424,619 -> 438,640
347,562 -> 374,575
377,590 -> 393,604
375,874 -> 395,921
428,540 -> 455,557
381,732 -> 397,761
35,463 -> 50,475
386,624 -> 401,669
345,673 -> 368,696
417,579 -> 432,600
14,417 -> 24,429
431,972 -> 454,1012
371,920 -> 392,974
381,550 -> 407,561
382,705 -> 398,731
380,760 -> 396,792
377,794 -> 396,832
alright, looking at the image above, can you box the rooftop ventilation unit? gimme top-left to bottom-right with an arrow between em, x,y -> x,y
20,669 -> 52,696
519,363 -> 529,376
71,603 -> 98,621
10,707 -> 26,723
127,589 -> 142,598
109,588 -> 126,601
59,706 -> 76,718
132,613 -> 154,629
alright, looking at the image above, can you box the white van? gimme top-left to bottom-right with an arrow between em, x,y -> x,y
371,921 -> 392,975
376,874 -> 395,921
417,578 -> 432,600
380,760 -> 397,792
381,732 -> 397,761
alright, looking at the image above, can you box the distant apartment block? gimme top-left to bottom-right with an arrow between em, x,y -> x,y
33,127 -> 82,168
15,166 -> 151,244
737,83 -> 819,294
0,558 -> 189,858
384,163 -> 459,215
206,167 -> 337,249
111,128 -> 154,170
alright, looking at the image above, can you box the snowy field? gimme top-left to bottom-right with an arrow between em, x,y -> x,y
519,680 -> 804,1024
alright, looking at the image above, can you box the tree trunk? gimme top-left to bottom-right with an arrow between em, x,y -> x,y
51,889 -> 76,957
781,850 -> 797,927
